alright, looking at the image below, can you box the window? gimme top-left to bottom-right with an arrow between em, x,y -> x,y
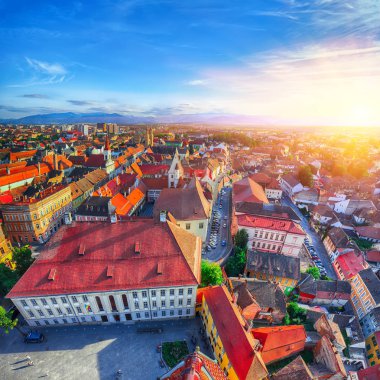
179,289 -> 183,296
72,296 -> 78,303
31,299 -> 37,306
187,299 -> 191,306
136,313 -> 141,319
109,295 -> 117,312
199,222 -> 204,229
28,311 -> 34,318
162,311 -> 166,317
62,318 -> 68,324
41,299 -> 47,306
76,307 -> 82,314
186,309 -> 191,315
57,308 -> 62,315
66,308 -> 72,314
133,291 -> 138,298
161,290 -> 165,296
188,288 -> 193,295
170,300 -> 174,307
170,310 -> 174,316
151,290 -> 156,297
372,336 -> 378,346
96,296 -> 104,312
21,300 -> 27,307
83,295 -> 88,302
101,315 -> 108,322
35,321 -> 41,326
122,294 -> 129,309
186,223 -> 191,230
53,319 -> 59,324
170,289 -> 174,296
134,301 -> 139,309
143,302 -> 148,309
153,311 -> 157,317
47,308 -> 53,316
179,299 -> 183,306
44,320 -> 50,325
38,310 -> 44,316
91,316 -> 97,322
178,310 -> 183,315
161,300 -> 166,307
81,317 -> 86,322
72,318 -> 78,323
61,297 -> 67,304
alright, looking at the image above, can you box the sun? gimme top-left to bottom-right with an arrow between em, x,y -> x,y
349,105 -> 376,127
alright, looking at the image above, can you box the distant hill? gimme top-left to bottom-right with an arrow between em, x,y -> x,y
0,112 -> 275,125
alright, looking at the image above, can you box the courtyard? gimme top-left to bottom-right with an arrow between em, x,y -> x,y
0,317 -> 212,380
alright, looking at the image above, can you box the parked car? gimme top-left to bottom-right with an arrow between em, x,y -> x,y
24,331 -> 45,344
206,245 -> 212,252
221,240 -> 226,246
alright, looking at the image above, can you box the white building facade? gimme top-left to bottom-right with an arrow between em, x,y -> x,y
12,284 -> 197,327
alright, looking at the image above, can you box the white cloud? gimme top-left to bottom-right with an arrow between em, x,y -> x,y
25,57 -> 67,75
186,79 -> 207,86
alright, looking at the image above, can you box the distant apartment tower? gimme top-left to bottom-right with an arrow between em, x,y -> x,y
107,123 -> 119,134
145,127 -> 154,146
97,123 -> 107,132
78,124 -> 89,136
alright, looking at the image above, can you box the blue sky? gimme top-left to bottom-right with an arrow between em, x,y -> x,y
1,0 -> 379,126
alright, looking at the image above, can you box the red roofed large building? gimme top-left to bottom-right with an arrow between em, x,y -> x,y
7,218 -> 201,327
251,325 -> 307,364
236,213 -> 305,258
333,249 -> 368,280
200,285 -> 268,380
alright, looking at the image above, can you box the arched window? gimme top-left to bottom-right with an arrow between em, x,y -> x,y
122,295 -> 129,309
95,296 -> 104,311
109,295 -> 117,312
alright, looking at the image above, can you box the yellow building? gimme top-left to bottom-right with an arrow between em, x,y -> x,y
0,185 -> 72,245
0,223 -> 13,268
365,332 -> 380,366
199,285 -> 268,380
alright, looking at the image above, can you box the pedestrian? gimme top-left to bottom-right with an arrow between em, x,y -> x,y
28,360 -> 34,366
26,355 -> 31,361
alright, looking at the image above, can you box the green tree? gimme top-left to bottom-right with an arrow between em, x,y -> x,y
287,302 -> 307,324
297,165 -> 313,187
234,229 -> 249,250
0,264 -> 18,297
13,246 -> 34,277
201,260 -> 223,287
0,306 -> 18,334
225,247 -> 247,277
306,266 -> 321,280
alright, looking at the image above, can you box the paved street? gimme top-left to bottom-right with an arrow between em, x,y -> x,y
203,187 -> 233,263
0,318 -> 212,380
281,196 -> 336,279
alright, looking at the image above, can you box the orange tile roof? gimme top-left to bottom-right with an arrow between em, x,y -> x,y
9,149 -> 37,162
0,163 -> 51,187
251,325 -> 306,364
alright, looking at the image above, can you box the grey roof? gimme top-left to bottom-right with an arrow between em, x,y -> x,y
76,196 -> 112,217
281,174 -> 301,187
299,278 -> 351,295
326,227 -> 349,248
235,202 -> 300,222
246,250 -> 301,281
359,268 -> 380,303
230,277 -> 287,314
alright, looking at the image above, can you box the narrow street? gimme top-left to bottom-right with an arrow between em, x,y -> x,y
203,187 -> 233,263
281,196 -> 337,279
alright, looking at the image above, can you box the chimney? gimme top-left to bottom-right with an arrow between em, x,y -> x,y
6,167 -> 10,175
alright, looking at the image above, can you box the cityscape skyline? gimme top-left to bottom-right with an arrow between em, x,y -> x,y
1,0 -> 380,127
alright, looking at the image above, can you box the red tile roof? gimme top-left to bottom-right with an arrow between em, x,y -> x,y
233,177 -> 269,204
335,250 -> 368,279
237,214 -> 305,235
7,220 -> 201,298
251,326 -> 306,364
367,250 -> 380,263
202,286 -> 268,380
0,163 -> 52,187
357,363 -> 380,380
139,164 -> 169,176
84,154 -> 107,168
